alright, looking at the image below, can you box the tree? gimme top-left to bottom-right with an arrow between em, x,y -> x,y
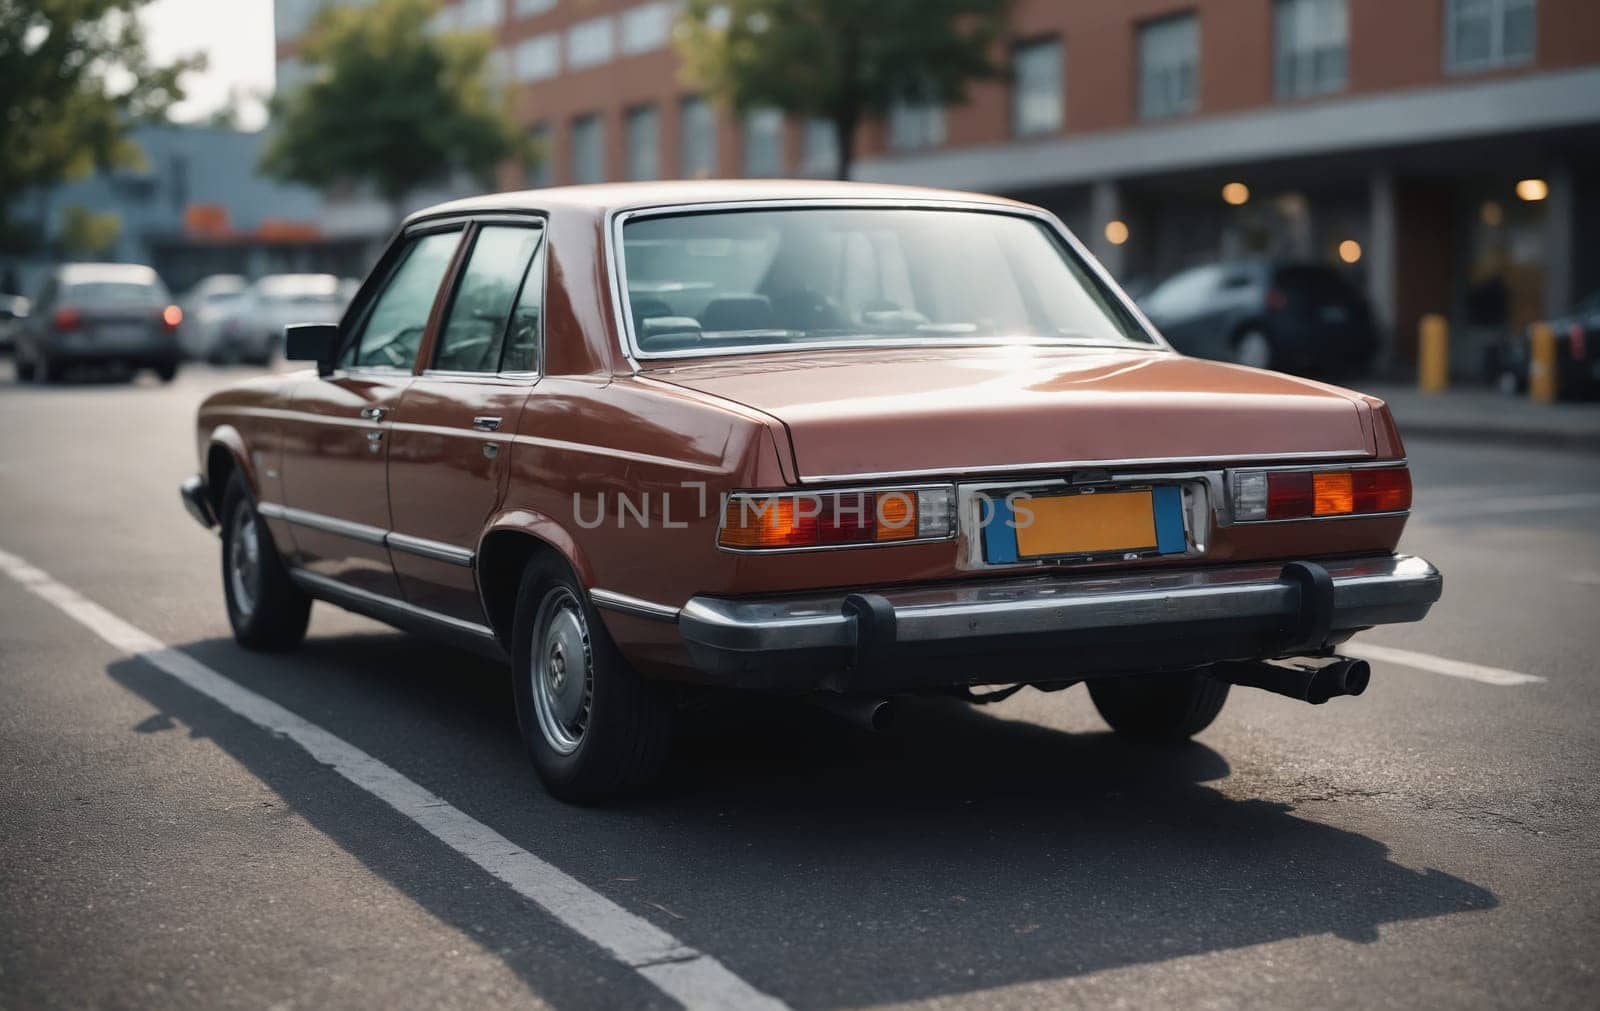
261,0 -> 532,224
0,0 -> 201,249
59,204 -> 121,256
677,0 -> 1012,180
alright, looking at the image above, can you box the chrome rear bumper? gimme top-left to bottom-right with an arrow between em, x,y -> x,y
674,554 -> 1441,690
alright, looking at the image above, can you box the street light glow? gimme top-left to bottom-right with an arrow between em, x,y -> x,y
1105,219 -> 1130,245
1222,182 -> 1250,205
1339,239 -> 1362,264
1515,178 -> 1549,201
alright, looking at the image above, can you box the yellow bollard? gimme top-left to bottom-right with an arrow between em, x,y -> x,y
1529,322 -> 1557,404
1419,314 -> 1449,393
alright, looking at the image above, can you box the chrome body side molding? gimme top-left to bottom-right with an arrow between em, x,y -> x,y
258,502 -> 474,567
386,532 -> 475,567
288,569 -> 504,658
590,588 -> 681,622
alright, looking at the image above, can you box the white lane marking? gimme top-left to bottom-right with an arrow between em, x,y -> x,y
0,547 -> 788,1011
1344,642 -> 1546,686
1417,491 -> 1600,520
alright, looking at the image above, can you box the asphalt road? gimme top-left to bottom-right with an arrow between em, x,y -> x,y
2,362 -> 1597,1010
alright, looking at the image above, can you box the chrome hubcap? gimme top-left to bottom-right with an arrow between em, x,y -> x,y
228,503 -> 262,618
531,587 -> 593,755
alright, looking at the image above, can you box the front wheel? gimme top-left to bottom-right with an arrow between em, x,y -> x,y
1088,671 -> 1230,743
220,475 -> 311,650
154,362 -> 179,383
511,557 -> 672,803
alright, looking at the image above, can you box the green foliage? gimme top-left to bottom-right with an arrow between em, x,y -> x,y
261,0 -> 532,217
677,0 -> 1012,178
0,0 -> 201,249
59,204 -> 121,256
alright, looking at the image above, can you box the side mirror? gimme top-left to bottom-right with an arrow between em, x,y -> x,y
285,322 -> 339,377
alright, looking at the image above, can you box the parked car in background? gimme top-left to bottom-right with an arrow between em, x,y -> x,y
1492,290 -> 1600,401
0,294 -> 28,353
180,181 -> 1440,802
1138,260 -> 1378,376
211,273 -> 346,364
14,263 -> 181,383
177,274 -> 249,361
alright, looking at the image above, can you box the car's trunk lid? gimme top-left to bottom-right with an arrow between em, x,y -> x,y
642,346 -> 1373,481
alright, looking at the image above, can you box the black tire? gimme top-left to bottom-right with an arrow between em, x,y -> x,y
154,362 -> 179,383
220,475 -> 311,651
34,355 -> 57,384
1088,671 -> 1230,743
510,555 -> 672,803
15,357 -> 34,382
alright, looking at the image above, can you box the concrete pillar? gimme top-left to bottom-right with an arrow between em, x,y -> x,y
1544,161 -> 1575,317
1367,170 -> 1399,364
1088,179 -> 1127,279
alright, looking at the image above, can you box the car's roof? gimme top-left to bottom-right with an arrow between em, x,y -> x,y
58,262 -> 161,285
408,179 -> 1035,225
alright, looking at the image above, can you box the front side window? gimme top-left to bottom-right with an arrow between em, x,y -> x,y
1012,38 -> 1064,136
434,226 -> 545,373
1446,0 -> 1536,72
348,230 -> 461,370
570,113 -> 605,184
1138,14 -> 1199,120
619,208 -> 1154,357
1275,0 -> 1348,98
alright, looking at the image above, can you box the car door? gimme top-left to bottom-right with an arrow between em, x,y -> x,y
386,221 -> 547,624
274,226 -> 466,600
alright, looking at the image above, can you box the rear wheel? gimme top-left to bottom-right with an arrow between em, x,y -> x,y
220,475 -> 311,650
15,357 -> 34,382
511,556 -> 672,803
154,362 -> 179,383
1088,671 -> 1230,743
34,355 -> 57,384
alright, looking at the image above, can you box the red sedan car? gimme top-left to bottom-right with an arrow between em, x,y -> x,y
181,181 -> 1441,801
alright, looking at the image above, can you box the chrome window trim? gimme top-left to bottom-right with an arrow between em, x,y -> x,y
602,196 -> 1172,368
589,588 -> 681,622
714,483 -> 958,555
426,217 -> 548,376
289,569 -> 497,641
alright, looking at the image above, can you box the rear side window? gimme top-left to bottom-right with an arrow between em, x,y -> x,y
348,230 -> 461,369
434,226 -> 545,372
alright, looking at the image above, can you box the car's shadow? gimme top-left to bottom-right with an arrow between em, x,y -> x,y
108,631 -> 1497,1009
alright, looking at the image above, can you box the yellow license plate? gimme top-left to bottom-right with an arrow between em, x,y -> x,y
1013,490 -> 1157,558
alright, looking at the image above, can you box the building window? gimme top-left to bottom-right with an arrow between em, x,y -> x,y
526,123 -> 551,188
1012,38 -> 1064,137
1446,0 -> 1536,72
1138,14 -> 1199,120
514,33 -> 560,81
515,0 -> 556,17
1275,0 -> 1347,97
743,107 -> 783,177
570,114 -> 605,184
459,0 -> 502,31
801,119 -> 839,177
888,98 -> 946,151
620,2 -> 675,55
680,96 -> 718,178
567,16 -> 614,70
625,105 -> 660,181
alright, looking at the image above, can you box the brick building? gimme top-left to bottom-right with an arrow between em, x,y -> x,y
274,0 -> 1600,366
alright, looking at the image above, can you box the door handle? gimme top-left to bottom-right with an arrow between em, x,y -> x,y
359,406 -> 387,422
472,416 -> 502,431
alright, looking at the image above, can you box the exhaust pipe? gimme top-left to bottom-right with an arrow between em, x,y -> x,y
811,694 -> 895,731
1213,657 -> 1371,705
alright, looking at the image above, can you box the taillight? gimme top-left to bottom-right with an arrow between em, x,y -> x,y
161,304 -> 183,330
719,488 -> 954,550
53,306 -> 82,331
1266,289 -> 1288,311
1232,466 -> 1410,521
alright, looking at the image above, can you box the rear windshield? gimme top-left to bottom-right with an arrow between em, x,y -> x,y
64,281 -> 168,306
619,208 -> 1154,356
